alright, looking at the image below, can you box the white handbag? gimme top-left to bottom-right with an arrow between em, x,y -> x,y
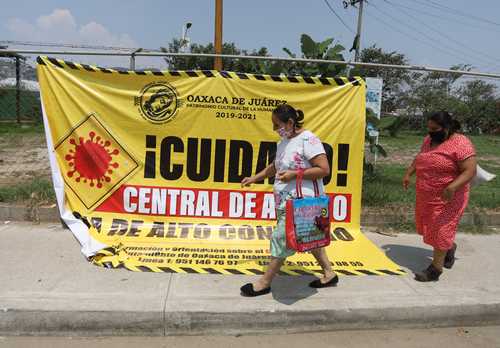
471,164 -> 496,187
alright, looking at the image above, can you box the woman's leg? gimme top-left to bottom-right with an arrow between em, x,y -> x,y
311,247 -> 336,283
253,257 -> 285,291
415,247 -> 445,281
432,248 -> 447,272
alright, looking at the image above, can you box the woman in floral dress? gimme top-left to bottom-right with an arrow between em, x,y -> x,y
403,111 -> 476,282
239,104 -> 337,297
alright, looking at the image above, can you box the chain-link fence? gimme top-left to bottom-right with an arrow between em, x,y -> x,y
0,87 -> 42,123
0,53 -> 161,204
0,55 -> 52,204
0,56 -> 42,123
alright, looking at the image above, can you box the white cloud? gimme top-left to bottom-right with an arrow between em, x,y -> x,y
36,9 -> 76,31
5,18 -> 36,39
4,9 -> 162,68
6,8 -> 137,48
79,21 -> 136,48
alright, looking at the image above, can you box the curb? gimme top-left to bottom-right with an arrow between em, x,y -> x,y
2,303 -> 500,336
361,212 -> 500,227
1,204 -> 499,227
0,204 -> 59,223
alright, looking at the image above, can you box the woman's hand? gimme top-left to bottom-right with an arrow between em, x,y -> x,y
276,170 -> 297,183
241,176 -> 257,187
403,173 -> 411,190
442,185 -> 456,201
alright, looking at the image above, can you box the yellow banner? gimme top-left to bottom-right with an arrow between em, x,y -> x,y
37,56 -> 403,276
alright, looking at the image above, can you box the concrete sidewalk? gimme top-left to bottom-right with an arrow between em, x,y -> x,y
1,221 -> 499,336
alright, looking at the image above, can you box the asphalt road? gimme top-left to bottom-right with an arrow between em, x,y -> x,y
1,326 -> 499,348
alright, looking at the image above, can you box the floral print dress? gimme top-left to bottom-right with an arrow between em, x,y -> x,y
271,130 -> 326,258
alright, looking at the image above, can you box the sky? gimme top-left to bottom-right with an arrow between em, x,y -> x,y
1,0 -> 500,75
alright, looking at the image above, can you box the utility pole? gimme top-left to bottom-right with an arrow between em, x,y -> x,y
344,0 -> 364,61
214,0 -> 223,71
354,0 -> 364,61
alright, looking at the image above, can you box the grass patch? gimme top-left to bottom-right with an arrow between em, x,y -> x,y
363,163 -> 500,211
378,131 -> 423,152
379,131 -> 500,158
468,163 -> 500,210
362,164 -> 416,207
0,87 -> 42,122
468,135 -> 500,157
369,131 -> 499,211
0,122 -> 44,135
0,178 -> 55,204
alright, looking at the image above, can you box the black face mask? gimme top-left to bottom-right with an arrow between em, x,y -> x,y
429,130 -> 447,143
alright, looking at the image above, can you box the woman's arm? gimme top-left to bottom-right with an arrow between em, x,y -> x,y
403,159 -> 417,190
442,156 -> 477,201
403,137 -> 428,190
241,162 -> 276,187
276,154 -> 330,182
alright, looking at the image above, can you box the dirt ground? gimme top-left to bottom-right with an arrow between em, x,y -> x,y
0,133 -> 51,185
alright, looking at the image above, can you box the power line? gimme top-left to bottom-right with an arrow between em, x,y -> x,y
383,0 -> 500,66
423,0 -> 500,27
364,5 -> 479,66
408,0 -> 500,29
323,0 -> 355,33
367,2 -> 499,68
394,1 -> 498,32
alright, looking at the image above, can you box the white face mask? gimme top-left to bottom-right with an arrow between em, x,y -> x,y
276,127 -> 293,138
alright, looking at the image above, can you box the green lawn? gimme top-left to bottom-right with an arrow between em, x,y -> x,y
0,177 -> 55,204
380,131 -> 500,157
0,88 -> 42,122
363,131 -> 500,211
362,163 -> 500,210
378,131 -> 423,152
0,122 -> 44,134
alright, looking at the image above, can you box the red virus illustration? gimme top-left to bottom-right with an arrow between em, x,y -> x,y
65,131 -> 119,188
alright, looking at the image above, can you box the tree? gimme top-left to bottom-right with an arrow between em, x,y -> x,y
282,34 -> 347,77
403,68 -> 499,134
404,71 -> 454,116
456,80 -> 498,133
161,39 -> 272,73
351,45 -> 411,113
424,64 -> 472,95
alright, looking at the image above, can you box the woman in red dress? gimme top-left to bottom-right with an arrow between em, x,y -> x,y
403,111 -> 476,282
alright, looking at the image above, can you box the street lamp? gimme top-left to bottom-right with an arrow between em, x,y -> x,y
130,48 -> 143,70
180,22 -> 192,53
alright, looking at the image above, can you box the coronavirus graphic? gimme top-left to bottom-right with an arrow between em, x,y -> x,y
65,131 -> 119,188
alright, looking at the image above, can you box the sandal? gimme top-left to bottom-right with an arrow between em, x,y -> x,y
415,264 -> 442,282
444,243 -> 457,269
240,283 -> 271,297
309,275 -> 339,288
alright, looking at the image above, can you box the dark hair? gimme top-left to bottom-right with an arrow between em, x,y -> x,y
428,111 -> 461,136
272,103 -> 304,129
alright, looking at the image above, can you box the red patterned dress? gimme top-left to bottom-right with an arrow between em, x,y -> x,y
414,134 -> 476,250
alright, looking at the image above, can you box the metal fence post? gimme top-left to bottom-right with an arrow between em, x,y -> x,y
129,54 -> 135,70
15,56 -> 21,124
130,48 -> 143,70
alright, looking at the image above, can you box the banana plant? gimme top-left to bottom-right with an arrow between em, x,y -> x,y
282,34 -> 347,77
